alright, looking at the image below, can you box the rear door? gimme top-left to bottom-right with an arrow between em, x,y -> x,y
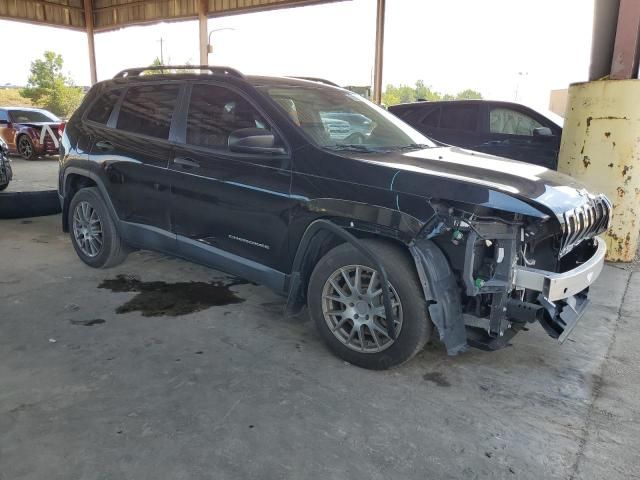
88,82 -> 182,235
169,82 -> 293,273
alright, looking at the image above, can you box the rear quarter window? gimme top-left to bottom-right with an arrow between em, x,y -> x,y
86,89 -> 122,125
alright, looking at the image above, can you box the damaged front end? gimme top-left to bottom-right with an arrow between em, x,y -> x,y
410,196 -> 611,354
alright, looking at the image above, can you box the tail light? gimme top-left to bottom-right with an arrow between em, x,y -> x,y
57,122 -> 66,137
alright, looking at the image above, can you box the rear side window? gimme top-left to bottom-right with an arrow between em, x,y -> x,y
86,89 -> 121,124
116,84 -> 179,139
421,108 -> 440,127
186,84 -> 270,150
440,104 -> 479,132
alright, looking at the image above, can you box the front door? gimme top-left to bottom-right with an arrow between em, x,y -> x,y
169,82 -> 293,275
477,106 -> 560,168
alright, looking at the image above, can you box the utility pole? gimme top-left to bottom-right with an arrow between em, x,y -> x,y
158,37 -> 164,64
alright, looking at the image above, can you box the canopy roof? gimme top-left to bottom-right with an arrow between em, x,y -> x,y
0,0 -> 344,32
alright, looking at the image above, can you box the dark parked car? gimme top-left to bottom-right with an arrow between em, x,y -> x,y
389,100 -> 562,169
59,66 -> 610,369
0,107 -> 64,160
0,137 -> 11,190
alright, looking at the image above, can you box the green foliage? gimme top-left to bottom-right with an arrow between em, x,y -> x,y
456,89 -> 483,100
20,51 -> 83,117
382,80 -> 483,106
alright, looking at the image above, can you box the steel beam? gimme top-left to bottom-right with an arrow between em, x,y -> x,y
372,0 -> 385,104
610,0 -> 640,79
83,0 -> 97,85
199,0 -> 208,66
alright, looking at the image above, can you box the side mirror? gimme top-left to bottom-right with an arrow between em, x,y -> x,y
533,127 -> 553,137
228,128 -> 286,155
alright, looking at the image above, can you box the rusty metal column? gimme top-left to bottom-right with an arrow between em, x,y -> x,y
372,0 -> 386,104
83,0 -> 97,85
198,0 -> 208,66
558,0 -> 640,261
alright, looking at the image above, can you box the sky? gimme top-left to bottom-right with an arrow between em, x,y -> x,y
0,0 -> 594,112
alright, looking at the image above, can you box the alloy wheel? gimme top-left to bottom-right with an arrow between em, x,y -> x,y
72,201 -> 103,257
321,265 -> 403,353
18,137 -> 33,158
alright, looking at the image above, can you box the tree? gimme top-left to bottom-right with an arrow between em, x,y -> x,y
456,89 -> 483,100
381,80 -> 483,106
20,51 -> 83,117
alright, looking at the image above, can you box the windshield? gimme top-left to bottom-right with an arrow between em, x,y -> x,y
257,84 -> 435,152
8,109 -> 59,123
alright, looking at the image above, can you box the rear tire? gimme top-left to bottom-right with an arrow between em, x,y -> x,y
0,183 -> 7,191
308,239 -> 432,370
17,135 -> 35,160
68,187 -> 128,268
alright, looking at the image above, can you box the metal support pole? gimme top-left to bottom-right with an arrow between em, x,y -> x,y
610,0 -> 640,79
198,0 -> 208,66
372,0 -> 385,104
83,0 -> 97,85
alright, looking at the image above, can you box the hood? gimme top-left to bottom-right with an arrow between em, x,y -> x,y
346,146 -> 600,219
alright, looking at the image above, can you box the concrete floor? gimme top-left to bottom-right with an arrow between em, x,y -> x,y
1,214 -> 638,480
4,155 -> 58,192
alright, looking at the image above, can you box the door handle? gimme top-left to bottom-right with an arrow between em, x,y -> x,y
173,156 -> 200,169
95,140 -> 114,152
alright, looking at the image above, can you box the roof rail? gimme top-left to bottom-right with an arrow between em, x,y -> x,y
114,65 -> 244,79
290,76 -> 340,87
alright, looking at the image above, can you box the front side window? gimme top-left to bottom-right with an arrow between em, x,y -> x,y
185,84 -> 271,150
257,84 -> 435,151
8,109 -> 59,123
490,107 -> 543,136
86,89 -> 122,125
440,105 -> 478,132
116,84 -> 179,139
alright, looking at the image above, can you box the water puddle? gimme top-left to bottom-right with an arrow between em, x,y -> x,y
98,274 -> 247,317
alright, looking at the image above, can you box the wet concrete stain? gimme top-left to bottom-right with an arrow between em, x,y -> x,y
70,319 -> 106,326
98,274 -> 247,317
423,371 -> 451,387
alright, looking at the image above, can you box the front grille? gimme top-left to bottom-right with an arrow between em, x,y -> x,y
559,193 -> 611,257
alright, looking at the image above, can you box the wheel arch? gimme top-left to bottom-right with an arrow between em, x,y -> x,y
61,169 -> 117,233
285,217 -> 417,323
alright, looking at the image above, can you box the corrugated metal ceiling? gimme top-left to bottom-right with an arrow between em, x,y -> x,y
0,0 -> 345,31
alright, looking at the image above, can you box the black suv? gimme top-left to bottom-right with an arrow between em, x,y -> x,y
59,66 -> 610,369
389,100 -> 562,169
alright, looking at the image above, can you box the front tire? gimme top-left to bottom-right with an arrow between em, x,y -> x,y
17,135 -> 36,160
68,187 -> 128,268
308,239 -> 432,369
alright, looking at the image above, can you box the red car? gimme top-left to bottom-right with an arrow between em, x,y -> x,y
0,107 -> 64,160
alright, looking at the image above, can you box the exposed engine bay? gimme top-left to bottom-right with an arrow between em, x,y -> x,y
415,196 -> 611,353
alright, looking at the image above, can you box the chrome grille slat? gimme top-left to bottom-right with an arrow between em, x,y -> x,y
559,193 -> 611,257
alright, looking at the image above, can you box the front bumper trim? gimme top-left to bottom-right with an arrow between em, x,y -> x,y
513,236 -> 606,302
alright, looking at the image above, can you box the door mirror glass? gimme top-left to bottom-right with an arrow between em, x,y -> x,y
228,128 -> 285,154
533,126 -> 553,137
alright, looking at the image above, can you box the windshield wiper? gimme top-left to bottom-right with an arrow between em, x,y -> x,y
325,144 -> 380,153
395,143 -> 432,151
